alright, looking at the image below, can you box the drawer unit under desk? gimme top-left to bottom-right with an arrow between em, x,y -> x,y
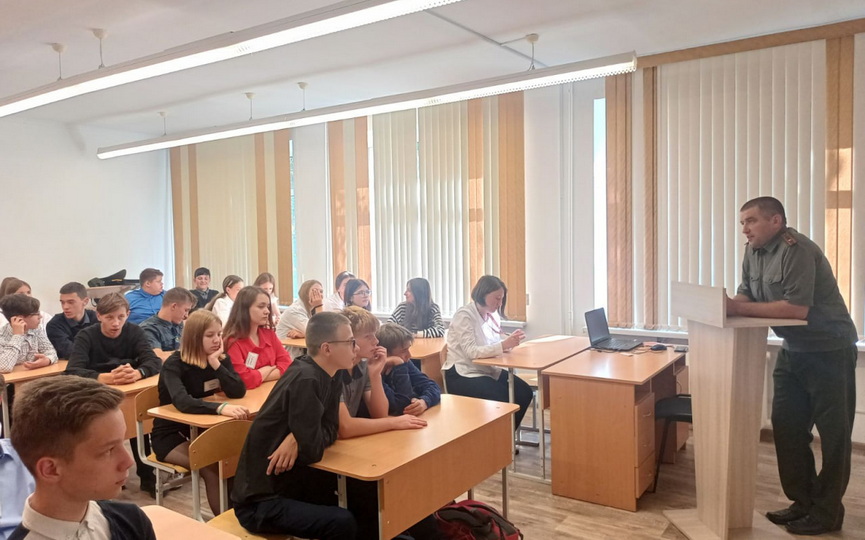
634,392 -> 655,465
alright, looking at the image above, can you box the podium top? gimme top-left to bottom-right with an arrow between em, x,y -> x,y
671,282 -> 808,329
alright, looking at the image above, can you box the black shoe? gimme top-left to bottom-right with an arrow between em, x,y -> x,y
139,479 -> 156,499
785,515 -> 838,536
766,506 -> 808,525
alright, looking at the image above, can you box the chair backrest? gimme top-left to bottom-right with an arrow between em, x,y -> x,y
188,419 -> 252,477
133,385 -> 161,438
439,343 -> 448,394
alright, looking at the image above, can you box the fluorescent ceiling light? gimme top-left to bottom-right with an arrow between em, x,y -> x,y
97,52 -> 637,159
0,0 -> 461,118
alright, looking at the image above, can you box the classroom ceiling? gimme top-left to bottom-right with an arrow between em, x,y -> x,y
1,0 -> 863,144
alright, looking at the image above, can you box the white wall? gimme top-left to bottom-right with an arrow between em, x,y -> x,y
523,81 -> 603,338
291,124 -> 332,292
0,117 -> 171,315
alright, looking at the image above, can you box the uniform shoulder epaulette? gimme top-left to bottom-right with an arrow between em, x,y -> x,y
781,231 -> 797,246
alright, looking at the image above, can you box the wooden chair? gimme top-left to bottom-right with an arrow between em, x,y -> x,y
188,420 -> 287,539
134,386 -> 190,505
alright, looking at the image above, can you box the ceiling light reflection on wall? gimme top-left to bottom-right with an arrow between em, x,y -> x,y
97,52 -> 637,159
0,0 -> 462,118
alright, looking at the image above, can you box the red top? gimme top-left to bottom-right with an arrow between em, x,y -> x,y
227,327 -> 292,389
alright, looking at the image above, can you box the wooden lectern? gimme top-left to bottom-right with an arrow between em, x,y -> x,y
664,282 -> 807,540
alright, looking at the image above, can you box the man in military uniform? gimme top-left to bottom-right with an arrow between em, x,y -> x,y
727,196 -> 858,535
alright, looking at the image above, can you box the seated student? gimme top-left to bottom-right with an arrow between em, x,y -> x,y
126,268 -> 166,325
338,307 -> 426,437
376,323 -> 441,416
0,373 -> 36,540
189,267 -> 218,312
9,376 -> 156,540
275,279 -> 324,358
65,292 -> 161,496
0,279 -> 51,333
206,275 -> 244,325
152,310 -> 248,515
224,286 -> 292,389
232,312 -> 358,540
0,294 -> 58,374
443,275 -> 532,430
389,277 -> 445,338
46,282 -> 99,359
139,287 -> 196,360
343,279 -> 372,311
253,272 -> 281,325
322,271 -> 354,312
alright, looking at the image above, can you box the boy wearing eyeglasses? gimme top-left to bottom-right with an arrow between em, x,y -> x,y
232,312 -> 359,540
0,294 -> 57,373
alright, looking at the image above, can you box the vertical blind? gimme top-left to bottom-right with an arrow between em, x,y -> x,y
655,41 -> 826,329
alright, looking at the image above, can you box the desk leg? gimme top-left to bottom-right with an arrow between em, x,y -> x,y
336,475 -> 347,508
537,369 -> 546,480
502,467 -> 509,518
1,384 -> 9,437
190,426 -> 202,522
508,368 -> 515,471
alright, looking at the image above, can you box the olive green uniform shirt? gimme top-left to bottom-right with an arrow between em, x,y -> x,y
736,227 -> 858,352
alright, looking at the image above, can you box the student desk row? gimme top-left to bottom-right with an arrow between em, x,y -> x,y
141,505 -> 240,540
280,336 -> 447,387
473,335 -> 591,481
150,381 -> 517,538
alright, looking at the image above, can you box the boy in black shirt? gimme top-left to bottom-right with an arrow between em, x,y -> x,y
65,292 -> 161,496
232,312 -> 358,540
45,282 -> 99,359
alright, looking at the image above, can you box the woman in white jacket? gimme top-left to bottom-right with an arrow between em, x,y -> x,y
275,279 -> 324,358
442,275 -> 533,429
206,275 -> 244,325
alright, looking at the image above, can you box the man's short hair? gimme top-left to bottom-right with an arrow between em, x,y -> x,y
740,196 -> 787,225
341,305 -> 380,335
59,281 -> 88,299
194,267 -> 211,278
334,271 -> 355,291
162,287 -> 196,307
96,292 -> 129,315
0,294 -> 40,322
11,376 -> 124,474
306,312 -> 352,356
139,268 -> 164,284
376,322 -> 414,354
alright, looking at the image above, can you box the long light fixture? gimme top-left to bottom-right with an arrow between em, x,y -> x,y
97,52 -> 636,159
0,0 -> 462,118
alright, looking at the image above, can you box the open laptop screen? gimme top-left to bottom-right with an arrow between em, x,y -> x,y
585,307 -> 612,346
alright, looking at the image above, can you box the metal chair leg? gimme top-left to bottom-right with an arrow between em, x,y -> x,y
650,418 -> 673,493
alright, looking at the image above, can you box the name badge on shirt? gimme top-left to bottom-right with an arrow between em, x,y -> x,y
203,378 -> 221,392
245,352 -> 259,369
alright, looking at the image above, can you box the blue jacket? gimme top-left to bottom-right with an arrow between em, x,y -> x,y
125,289 -> 165,325
382,361 -> 442,415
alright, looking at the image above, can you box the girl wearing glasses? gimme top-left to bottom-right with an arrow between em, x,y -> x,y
343,278 -> 372,311
224,286 -> 292,389
388,277 -> 445,338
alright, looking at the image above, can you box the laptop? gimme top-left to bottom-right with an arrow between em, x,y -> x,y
584,308 -> 643,351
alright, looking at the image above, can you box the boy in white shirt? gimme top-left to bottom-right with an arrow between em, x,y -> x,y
0,294 -> 57,374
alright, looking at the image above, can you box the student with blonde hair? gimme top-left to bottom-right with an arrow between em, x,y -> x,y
276,279 -> 324,358
152,310 -> 248,515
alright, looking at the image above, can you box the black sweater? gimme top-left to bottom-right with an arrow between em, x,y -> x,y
152,351 -> 246,441
66,323 -> 162,379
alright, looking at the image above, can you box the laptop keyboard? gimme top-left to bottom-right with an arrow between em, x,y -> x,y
601,338 -> 641,350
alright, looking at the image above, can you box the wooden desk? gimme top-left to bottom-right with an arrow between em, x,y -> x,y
474,335 -> 589,480
279,337 -> 306,349
409,337 -> 446,388
141,505 -> 240,539
543,348 -> 685,511
110,375 -> 160,440
313,394 -> 518,540
147,380 -> 277,520
2,361 -> 69,434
